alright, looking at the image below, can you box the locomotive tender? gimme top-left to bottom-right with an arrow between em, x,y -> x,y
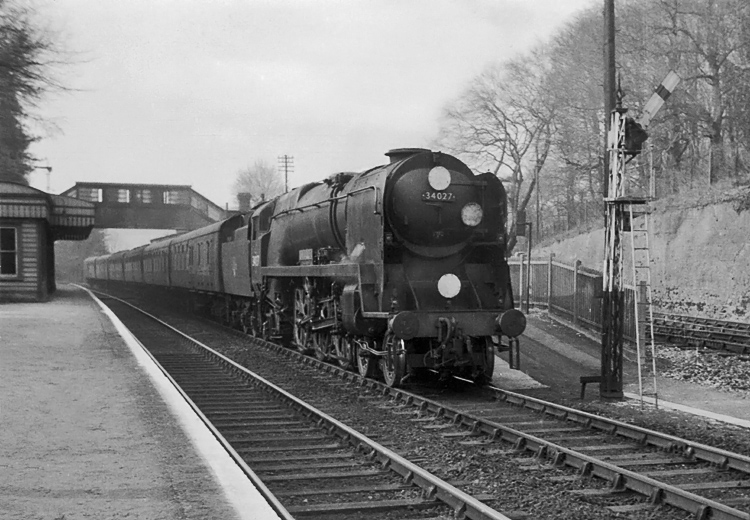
85,148 -> 525,386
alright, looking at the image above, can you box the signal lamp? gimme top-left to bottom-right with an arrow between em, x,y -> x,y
625,117 -> 648,156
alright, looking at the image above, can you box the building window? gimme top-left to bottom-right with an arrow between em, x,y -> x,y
134,189 -> 152,203
0,227 -> 18,276
79,188 -> 103,202
117,189 -> 130,203
163,190 -> 187,205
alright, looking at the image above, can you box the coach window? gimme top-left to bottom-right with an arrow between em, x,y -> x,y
0,227 -> 18,276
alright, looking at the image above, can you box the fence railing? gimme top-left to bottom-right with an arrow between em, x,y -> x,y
509,255 -> 638,342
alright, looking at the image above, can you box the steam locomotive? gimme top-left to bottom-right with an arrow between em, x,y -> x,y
85,148 -> 525,387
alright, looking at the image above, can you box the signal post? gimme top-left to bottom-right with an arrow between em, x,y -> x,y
600,97 -> 630,398
599,75 -> 679,398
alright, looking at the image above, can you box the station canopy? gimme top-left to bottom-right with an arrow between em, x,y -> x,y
0,182 -> 95,240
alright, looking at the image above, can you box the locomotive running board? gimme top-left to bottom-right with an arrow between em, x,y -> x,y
261,264 -> 361,279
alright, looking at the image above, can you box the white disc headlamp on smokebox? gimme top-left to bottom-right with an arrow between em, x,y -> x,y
428,166 -> 451,191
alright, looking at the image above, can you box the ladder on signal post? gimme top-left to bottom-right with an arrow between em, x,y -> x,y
626,202 -> 658,409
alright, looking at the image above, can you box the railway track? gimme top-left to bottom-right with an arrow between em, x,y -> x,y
432,383 -> 750,519
227,324 -> 750,519
652,312 -> 750,356
95,288 -> 750,519
96,293 -> 518,520
254,345 -> 750,519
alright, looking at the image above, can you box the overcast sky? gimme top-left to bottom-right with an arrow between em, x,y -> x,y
28,0 -> 595,210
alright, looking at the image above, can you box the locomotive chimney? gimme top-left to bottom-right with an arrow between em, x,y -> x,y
385,148 -> 430,164
237,192 -> 252,212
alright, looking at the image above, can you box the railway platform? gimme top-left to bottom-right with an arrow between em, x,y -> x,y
502,311 -> 750,428
0,285 -> 280,520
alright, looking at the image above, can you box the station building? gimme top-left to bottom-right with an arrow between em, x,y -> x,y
0,181 -> 95,302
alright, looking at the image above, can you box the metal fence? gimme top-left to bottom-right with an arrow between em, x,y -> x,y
509,255 -> 638,342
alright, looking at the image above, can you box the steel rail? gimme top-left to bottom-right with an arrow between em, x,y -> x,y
653,312 -> 750,333
89,290 -> 296,520
483,384 -> 750,475
94,290 -> 514,520
242,335 -> 750,519
652,312 -> 750,355
381,378 -> 750,520
479,384 -> 750,520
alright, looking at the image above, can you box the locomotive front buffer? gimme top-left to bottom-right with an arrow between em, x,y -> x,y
389,307 -> 527,375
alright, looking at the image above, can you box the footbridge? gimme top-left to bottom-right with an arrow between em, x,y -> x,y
60,182 -> 227,231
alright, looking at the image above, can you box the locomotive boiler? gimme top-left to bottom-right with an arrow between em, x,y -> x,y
85,148 -> 525,387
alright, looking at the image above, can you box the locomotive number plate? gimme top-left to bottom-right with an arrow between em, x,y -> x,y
422,191 -> 456,202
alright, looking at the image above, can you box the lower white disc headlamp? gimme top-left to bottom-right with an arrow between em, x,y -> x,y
437,273 -> 461,299
461,203 -> 483,227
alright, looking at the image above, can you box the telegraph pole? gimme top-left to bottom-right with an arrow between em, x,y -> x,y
603,0 -> 616,199
278,155 -> 294,192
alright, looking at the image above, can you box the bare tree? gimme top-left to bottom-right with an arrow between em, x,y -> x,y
0,1 -> 64,184
437,0 -> 750,242
232,159 -> 285,208
653,0 -> 750,183
436,48 -> 554,253
545,9 -> 606,230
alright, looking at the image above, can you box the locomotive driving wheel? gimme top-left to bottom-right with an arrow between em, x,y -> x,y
381,331 -> 407,388
293,285 -> 312,353
313,331 -> 332,361
355,338 -> 378,379
334,334 -> 355,370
